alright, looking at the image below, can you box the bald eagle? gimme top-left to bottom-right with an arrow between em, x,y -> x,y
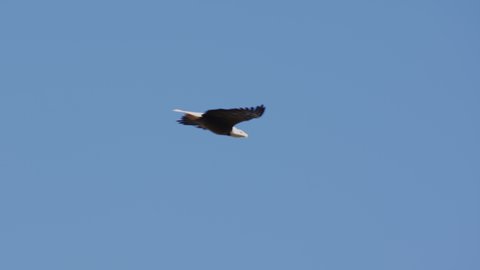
173,105 -> 265,138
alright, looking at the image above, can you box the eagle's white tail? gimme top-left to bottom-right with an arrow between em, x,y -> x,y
173,109 -> 203,118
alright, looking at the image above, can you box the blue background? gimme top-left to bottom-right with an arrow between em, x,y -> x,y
1,1 -> 479,269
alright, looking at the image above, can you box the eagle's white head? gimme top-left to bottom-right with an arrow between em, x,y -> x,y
230,127 -> 248,138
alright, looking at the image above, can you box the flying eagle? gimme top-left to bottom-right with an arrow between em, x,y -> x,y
173,105 -> 265,138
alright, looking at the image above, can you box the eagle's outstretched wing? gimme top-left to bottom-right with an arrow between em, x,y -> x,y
203,105 -> 265,128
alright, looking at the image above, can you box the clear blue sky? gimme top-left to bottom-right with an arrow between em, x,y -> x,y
1,1 -> 479,269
